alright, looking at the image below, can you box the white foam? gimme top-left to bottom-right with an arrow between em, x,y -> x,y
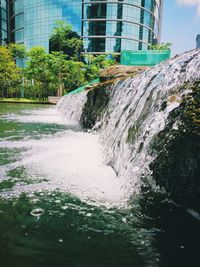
1,107 -> 66,125
0,110 -> 128,207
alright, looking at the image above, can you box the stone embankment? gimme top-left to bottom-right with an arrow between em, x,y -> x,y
79,53 -> 200,210
81,65 -> 149,129
99,65 -> 149,82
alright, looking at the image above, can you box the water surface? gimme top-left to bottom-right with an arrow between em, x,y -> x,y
0,103 -> 199,267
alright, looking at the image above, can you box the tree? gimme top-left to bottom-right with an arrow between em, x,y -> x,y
49,21 -> 83,61
84,64 -> 99,82
24,47 -> 58,99
49,51 -> 70,96
8,43 -> 27,68
23,47 -> 85,98
62,60 -> 85,93
84,54 -> 116,69
149,42 -> 172,50
83,54 -> 116,82
8,43 -> 27,59
0,46 -> 21,98
50,53 -> 85,93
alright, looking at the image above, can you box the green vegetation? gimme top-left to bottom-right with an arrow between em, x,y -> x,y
80,81 -> 111,129
0,21 -> 116,101
0,98 -> 49,104
149,42 -> 172,50
0,46 -> 21,98
24,47 -> 58,100
8,43 -> 27,60
49,21 -> 83,61
0,179 -> 16,190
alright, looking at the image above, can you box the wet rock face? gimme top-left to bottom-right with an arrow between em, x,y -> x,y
100,65 -> 149,82
80,82 -> 112,129
77,50 -> 200,210
81,65 -> 149,130
150,81 -> 200,209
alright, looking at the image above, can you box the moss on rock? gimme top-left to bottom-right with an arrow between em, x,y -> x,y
149,81 -> 200,209
80,81 -> 113,129
80,65 -> 149,129
81,65 -> 149,130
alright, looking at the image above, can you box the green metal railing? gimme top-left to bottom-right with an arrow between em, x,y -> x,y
65,79 -> 100,95
120,50 -> 171,66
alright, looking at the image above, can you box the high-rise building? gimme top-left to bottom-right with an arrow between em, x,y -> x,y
82,0 -> 163,54
10,0 -> 82,51
0,0 -> 8,45
4,0 -> 163,54
196,34 -> 200,49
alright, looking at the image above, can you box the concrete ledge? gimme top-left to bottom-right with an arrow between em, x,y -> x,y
48,96 -> 62,104
0,99 -> 54,105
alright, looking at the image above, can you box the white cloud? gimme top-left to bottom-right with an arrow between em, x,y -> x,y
176,0 -> 200,16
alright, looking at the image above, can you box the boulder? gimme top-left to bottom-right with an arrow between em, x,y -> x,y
99,65 -> 149,82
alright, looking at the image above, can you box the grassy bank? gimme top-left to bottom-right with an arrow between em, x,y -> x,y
0,98 -> 54,105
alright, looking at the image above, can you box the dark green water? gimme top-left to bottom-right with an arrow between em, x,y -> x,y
0,103 -> 199,267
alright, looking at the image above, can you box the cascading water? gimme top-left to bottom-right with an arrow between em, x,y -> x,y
57,91 -> 87,125
99,50 -> 200,192
0,94 -> 128,207
0,50 -> 200,267
58,50 -> 200,198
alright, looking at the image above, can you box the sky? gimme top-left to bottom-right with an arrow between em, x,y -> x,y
161,0 -> 200,56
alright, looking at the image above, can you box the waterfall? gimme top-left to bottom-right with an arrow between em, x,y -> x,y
57,50 -> 200,196
57,91 -> 87,125
99,50 -> 200,190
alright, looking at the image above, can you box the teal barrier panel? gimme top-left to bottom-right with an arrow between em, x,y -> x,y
65,79 -> 100,95
120,50 -> 171,66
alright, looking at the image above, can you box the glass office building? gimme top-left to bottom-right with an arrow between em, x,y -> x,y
7,0 -> 163,54
10,0 -> 82,51
0,0 -> 8,45
82,0 -> 163,53
196,35 -> 200,49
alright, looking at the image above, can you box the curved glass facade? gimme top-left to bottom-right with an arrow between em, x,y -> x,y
8,0 -> 163,54
10,0 -> 24,45
10,0 -> 82,51
0,0 -> 8,45
197,34 -> 200,49
83,0 -> 163,53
